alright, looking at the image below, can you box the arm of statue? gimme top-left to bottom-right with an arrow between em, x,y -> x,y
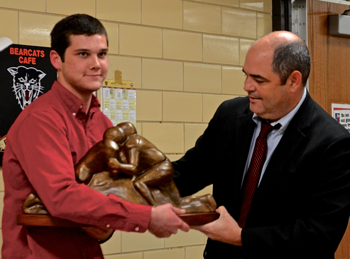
108,145 -> 142,176
108,157 -> 138,176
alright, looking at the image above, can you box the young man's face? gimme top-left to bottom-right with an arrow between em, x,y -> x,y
54,34 -> 108,100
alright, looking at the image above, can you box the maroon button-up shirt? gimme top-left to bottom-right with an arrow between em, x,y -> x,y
2,81 -> 151,259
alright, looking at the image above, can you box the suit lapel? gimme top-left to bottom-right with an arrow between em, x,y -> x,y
253,92 -> 314,203
233,112 -> 256,200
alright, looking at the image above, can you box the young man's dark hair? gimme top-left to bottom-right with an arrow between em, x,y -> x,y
50,14 -> 108,62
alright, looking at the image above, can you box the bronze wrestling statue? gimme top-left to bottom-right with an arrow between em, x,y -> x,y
75,122 -> 216,213
23,122 -> 216,222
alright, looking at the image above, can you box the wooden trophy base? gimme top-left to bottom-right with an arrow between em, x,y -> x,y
17,212 -> 219,228
179,212 -> 219,225
17,214 -> 90,228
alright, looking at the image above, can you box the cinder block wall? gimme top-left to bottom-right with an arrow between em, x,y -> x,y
0,0 -> 272,258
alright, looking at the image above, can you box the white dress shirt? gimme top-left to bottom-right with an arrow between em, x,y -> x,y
242,88 -> 307,186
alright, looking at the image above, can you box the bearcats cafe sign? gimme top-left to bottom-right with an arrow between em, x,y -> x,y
0,37 -> 57,165
9,47 -> 46,65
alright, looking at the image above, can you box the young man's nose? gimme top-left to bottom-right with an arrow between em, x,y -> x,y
90,55 -> 101,69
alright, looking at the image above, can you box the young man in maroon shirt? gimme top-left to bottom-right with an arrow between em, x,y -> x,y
2,14 -> 189,259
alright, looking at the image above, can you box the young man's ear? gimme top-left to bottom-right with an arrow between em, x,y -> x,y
287,70 -> 302,93
50,50 -> 62,71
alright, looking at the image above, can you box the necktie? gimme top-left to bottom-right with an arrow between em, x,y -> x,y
238,120 -> 274,228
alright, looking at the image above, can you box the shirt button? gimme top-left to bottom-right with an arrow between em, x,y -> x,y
135,227 -> 139,232
72,113 -> 76,116
80,105 -> 82,108
106,224 -> 110,228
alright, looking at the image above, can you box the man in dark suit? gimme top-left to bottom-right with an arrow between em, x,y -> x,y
173,31 -> 350,259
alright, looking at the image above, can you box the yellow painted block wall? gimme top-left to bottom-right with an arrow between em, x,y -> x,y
0,0 -> 272,258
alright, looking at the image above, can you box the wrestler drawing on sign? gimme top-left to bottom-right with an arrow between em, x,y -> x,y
7,66 -> 46,110
0,136 -> 6,152
75,122 -> 217,213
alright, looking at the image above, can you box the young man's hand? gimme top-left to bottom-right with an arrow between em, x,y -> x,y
148,203 -> 190,238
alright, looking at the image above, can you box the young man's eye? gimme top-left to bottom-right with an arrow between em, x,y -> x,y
99,52 -> 107,58
79,52 -> 88,57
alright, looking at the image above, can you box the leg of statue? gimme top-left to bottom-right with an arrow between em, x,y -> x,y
178,194 -> 217,213
133,160 -> 174,206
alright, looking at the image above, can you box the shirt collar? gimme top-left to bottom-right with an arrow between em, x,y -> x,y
51,81 -> 101,117
252,88 -> 307,133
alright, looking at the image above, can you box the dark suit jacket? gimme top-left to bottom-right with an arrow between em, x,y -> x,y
173,93 -> 350,259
